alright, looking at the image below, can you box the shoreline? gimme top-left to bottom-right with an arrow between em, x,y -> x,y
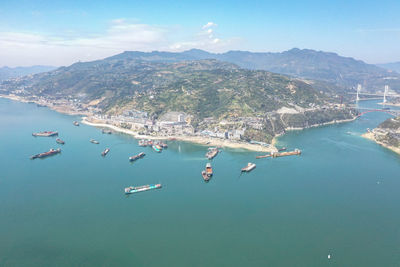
1,93 -> 358,153
82,117 -> 277,153
0,94 -> 90,116
362,132 -> 400,155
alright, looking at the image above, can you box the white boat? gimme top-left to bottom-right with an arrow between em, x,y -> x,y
241,162 -> 256,172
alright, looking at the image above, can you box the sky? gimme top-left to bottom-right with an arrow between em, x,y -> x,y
0,0 -> 399,67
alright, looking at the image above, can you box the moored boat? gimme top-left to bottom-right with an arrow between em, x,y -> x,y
32,131 -> 58,137
73,121 -> 80,126
56,138 -> 65,144
101,148 -> 110,157
124,184 -> 162,194
241,162 -> 256,172
129,152 -> 145,162
152,144 -> 162,153
31,148 -> 61,159
278,147 -> 287,152
201,170 -> 210,182
102,129 -> 112,134
90,139 -> 99,144
205,147 -> 219,160
205,163 -> 213,177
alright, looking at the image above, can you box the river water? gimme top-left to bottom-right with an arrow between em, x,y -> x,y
0,98 -> 399,266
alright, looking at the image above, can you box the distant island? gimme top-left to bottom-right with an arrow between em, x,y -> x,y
0,49 -> 363,151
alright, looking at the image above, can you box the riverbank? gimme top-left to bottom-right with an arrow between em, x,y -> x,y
82,117 -> 277,153
362,132 -> 400,155
0,94 -> 90,116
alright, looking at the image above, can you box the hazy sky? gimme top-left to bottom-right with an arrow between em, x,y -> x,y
0,0 -> 399,67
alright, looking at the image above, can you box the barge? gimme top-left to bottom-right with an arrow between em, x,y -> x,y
205,147 -> 219,160
124,184 -> 162,194
129,152 -> 145,162
31,148 -> 61,159
32,131 -> 58,137
241,162 -> 256,172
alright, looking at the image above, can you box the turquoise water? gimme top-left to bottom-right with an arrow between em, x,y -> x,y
0,98 -> 399,266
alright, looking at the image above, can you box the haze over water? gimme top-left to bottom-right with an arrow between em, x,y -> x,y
0,98 -> 399,266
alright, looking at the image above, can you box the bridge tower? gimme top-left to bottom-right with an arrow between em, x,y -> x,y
356,84 -> 361,102
383,85 -> 389,103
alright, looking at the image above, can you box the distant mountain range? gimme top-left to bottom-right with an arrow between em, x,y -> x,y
377,62 -> 400,74
0,65 -> 57,81
106,48 -> 400,92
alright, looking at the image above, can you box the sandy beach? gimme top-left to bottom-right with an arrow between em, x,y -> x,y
82,117 -> 277,153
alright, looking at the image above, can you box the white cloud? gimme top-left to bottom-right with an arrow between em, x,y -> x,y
202,22 -> 217,29
0,20 -> 240,67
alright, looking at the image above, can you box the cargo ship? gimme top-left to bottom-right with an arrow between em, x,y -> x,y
31,148 -> 61,159
129,152 -> 145,162
101,148 -> 110,157
73,121 -> 80,126
56,138 -> 65,144
205,163 -> 213,177
124,184 -> 162,194
32,131 -> 58,137
205,147 -> 219,160
90,139 -> 99,144
152,144 -> 162,153
241,162 -> 256,172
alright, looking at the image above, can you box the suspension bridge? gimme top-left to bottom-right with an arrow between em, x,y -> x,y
348,84 -> 400,117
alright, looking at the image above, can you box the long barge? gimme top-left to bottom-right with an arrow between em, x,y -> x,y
124,184 -> 162,194
32,131 -> 58,137
129,152 -> 145,162
31,148 -> 61,159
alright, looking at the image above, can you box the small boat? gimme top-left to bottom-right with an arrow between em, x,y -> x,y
201,170 -> 210,182
205,163 -> 213,177
56,138 -> 65,144
31,148 -> 61,159
73,121 -> 80,126
159,142 -> 168,148
138,139 -> 147,146
124,184 -> 162,194
101,148 -> 110,157
205,147 -> 219,160
129,152 -> 145,162
278,147 -> 287,152
152,145 -> 162,153
241,162 -> 256,172
32,131 -> 58,137
102,129 -> 112,134
90,139 -> 99,144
